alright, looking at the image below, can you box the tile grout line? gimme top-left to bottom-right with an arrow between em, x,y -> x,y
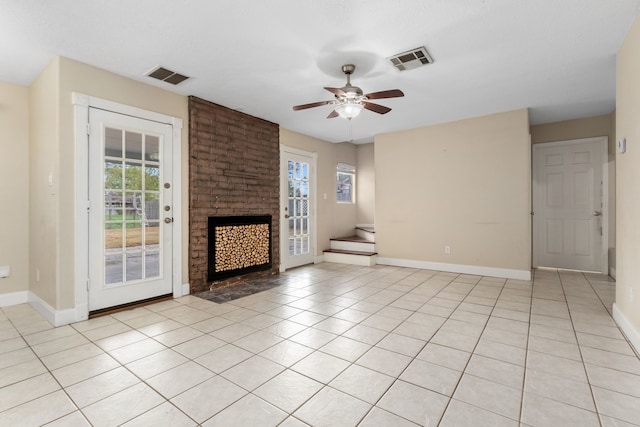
558,270 -> 604,427
518,267 -> 536,426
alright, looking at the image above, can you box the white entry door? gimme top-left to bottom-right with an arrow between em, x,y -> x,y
533,137 -> 607,273
88,109 -> 174,311
280,146 -> 316,270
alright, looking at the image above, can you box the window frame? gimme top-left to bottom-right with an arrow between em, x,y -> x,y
336,163 -> 356,204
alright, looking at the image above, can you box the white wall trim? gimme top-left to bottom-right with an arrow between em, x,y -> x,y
28,292 -> 77,327
613,303 -> 640,356
0,291 -> 29,307
182,283 -> 190,296
0,291 -> 86,327
377,257 -> 532,281
609,267 -> 616,280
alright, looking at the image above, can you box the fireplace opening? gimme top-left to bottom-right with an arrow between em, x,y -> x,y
208,215 -> 272,282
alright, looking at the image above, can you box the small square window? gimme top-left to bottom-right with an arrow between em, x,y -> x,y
337,163 -> 355,204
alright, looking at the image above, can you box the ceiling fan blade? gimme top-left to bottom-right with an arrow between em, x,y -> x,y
327,110 -> 339,119
363,102 -> 392,114
292,100 -> 331,111
365,89 -> 405,100
324,87 -> 347,97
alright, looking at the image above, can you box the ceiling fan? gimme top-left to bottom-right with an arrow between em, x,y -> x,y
293,64 -> 404,120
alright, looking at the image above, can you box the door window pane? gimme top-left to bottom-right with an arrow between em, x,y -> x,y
125,131 -> 143,160
145,135 -> 160,162
145,251 -> 160,278
126,252 -> 143,281
105,128 -> 122,157
105,254 -> 123,284
144,222 -> 160,247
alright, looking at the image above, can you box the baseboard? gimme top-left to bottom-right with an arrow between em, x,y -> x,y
376,257 -> 532,281
0,290 -> 28,307
3,285 -> 194,327
609,267 -> 617,280
613,303 -> 640,356
356,224 -> 375,229
28,292 -> 78,327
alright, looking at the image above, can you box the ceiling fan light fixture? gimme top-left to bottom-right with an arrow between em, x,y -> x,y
335,102 -> 363,120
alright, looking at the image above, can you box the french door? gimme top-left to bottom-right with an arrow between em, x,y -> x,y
88,109 -> 174,311
280,146 -> 316,270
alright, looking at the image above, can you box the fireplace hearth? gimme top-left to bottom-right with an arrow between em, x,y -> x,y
208,215 -> 272,281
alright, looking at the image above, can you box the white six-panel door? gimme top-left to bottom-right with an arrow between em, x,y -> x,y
533,137 -> 607,273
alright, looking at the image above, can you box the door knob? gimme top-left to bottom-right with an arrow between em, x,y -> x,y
284,214 -> 290,219
593,211 -> 602,217
164,217 -> 173,223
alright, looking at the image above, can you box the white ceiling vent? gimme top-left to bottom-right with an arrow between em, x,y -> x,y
388,46 -> 433,71
146,66 -> 190,85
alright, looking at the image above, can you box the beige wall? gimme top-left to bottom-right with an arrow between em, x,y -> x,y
28,56 -> 189,310
29,58 -> 60,307
615,14 -> 640,345
0,82 -> 30,295
530,114 -> 614,146
356,143 -> 375,225
375,109 -> 531,273
531,113 -> 617,272
280,129 -> 358,255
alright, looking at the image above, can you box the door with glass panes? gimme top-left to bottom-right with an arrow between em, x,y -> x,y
281,147 -> 316,269
88,109 -> 173,311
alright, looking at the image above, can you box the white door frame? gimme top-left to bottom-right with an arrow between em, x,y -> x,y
532,136 -> 608,274
279,144 -> 317,272
73,93 -> 184,322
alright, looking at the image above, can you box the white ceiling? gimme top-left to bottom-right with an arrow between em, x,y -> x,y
2,0 -> 639,143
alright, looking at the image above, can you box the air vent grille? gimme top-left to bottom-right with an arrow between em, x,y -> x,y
146,66 -> 190,85
388,46 -> 433,71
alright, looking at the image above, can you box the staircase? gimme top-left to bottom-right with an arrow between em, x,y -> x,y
323,226 -> 377,266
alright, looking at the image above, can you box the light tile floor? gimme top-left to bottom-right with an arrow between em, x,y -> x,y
1,263 -> 639,426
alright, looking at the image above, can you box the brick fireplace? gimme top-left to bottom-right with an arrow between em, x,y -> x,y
189,96 -> 280,293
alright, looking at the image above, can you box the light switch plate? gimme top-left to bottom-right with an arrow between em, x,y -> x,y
618,138 -> 627,154
0,265 -> 10,278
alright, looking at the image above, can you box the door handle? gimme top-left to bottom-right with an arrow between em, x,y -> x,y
284,214 -> 290,219
593,211 -> 602,217
164,217 -> 174,223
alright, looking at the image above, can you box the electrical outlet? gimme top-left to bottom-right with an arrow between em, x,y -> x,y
444,245 -> 451,254
0,265 -> 10,278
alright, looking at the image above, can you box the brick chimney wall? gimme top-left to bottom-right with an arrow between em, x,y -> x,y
188,96 -> 280,292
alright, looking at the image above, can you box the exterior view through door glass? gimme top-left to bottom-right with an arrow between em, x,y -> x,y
289,160 -> 310,256
89,109 -> 173,311
281,148 -> 316,269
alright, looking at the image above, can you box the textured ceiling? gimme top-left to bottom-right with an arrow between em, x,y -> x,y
1,0 -> 638,143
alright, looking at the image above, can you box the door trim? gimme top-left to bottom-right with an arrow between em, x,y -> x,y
532,136 -> 608,274
73,93 -> 184,322
279,144 -> 317,272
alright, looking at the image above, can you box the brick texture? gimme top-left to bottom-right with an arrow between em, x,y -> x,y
189,96 -> 280,292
